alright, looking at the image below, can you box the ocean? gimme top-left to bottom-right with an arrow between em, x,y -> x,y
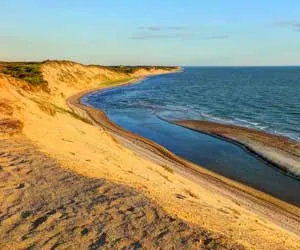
83,67 -> 300,205
92,67 -> 300,141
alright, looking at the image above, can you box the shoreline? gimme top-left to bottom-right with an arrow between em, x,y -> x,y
67,75 -> 300,235
174,120 -> 300,180
2,60 -> 300,249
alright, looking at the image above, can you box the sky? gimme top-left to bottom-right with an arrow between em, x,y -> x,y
1,0 -> 300,66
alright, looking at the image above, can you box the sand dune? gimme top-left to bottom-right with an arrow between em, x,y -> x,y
0,60 -> 299,249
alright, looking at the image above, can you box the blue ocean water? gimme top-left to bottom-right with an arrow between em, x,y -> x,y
83,67 -> 300,205
92,67 -> 300,141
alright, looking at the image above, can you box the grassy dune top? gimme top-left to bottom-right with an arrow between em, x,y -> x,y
0,62 -> 47,85
106,65 -> 178,74
0,61 -> 178,86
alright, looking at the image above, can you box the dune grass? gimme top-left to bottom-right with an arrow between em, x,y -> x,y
107,66 -> 177,74
99,77 -> 136,87
1,62 -> 47,85
31,98 -> 92,124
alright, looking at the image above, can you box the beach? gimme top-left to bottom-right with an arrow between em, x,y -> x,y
1,60 -> 300,249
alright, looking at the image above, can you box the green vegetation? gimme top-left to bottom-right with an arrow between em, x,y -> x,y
1,62 -> 47,85
31,97 -> 92,124
107,66 -> 177,75
100,77 -> 135,87
53,105 -> 92,124
21,211 -> 31,219
81,228 -> 89,236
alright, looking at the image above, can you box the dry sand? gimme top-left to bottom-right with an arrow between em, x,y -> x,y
0,136 -> 244,249
0,60 -> 300,249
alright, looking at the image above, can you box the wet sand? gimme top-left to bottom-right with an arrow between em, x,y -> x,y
174,120 -> 300,179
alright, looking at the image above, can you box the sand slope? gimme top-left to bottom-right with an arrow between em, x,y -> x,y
0,137 -> 245,249
0,60 -> 299,249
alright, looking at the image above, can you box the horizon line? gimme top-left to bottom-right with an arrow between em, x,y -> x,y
1,59 -> 300,68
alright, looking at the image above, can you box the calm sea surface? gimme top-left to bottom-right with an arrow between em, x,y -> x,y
83,67 -> 300,206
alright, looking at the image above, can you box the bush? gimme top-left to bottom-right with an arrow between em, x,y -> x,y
1,62 -> 47,85
107,66 -> 177,74
21,211 -> 31,219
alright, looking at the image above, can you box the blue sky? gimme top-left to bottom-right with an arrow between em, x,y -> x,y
1,0 -> 300,65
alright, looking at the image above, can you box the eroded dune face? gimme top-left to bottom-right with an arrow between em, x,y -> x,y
41,61 -> 178,99
0,76 -> 24,137
0,61 -> 175,134
0,60 -> 177,138
0,61 -> 299,250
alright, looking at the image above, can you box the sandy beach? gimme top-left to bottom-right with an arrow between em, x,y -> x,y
1,60 -> 300,249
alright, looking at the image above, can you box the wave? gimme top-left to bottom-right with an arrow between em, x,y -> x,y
156,108 -> 300,141
136,101 -> 189,112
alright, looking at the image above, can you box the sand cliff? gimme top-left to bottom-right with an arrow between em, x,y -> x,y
0,60 -> 299,249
